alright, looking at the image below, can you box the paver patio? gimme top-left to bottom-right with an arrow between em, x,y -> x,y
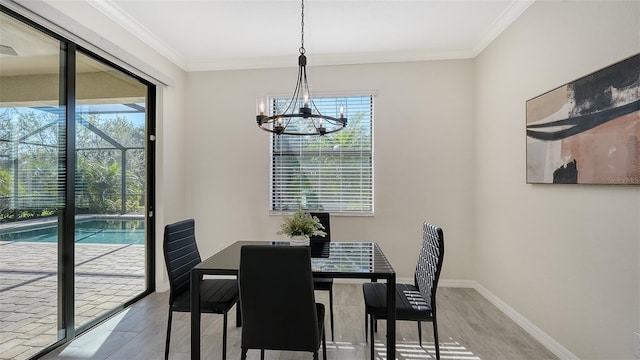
0,241 -> 146,360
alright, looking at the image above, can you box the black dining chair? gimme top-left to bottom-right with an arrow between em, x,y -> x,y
309,212 -> 335,341
362,222 -> 445,360
163,219 -> 239,360
239,245 -> 327,360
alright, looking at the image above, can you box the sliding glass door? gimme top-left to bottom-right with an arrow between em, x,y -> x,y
73,52 -> 149,330
0,12 -> 65,359
0,8 -> 155,359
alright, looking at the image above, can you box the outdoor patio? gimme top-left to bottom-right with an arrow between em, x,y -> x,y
0,240 -> 145,360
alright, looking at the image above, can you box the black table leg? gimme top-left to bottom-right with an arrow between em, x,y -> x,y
387,273 -> 396,360
191,270 -> 201,359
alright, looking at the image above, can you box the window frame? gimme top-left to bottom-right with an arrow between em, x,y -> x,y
268,92 -> 375,215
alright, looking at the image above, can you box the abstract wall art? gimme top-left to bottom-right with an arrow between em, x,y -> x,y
526,53 -> 640,184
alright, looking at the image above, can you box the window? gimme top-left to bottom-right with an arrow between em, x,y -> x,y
271,95 -> 373,214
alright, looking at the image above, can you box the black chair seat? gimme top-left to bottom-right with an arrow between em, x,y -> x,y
172,279 -> 239,313
363,283 -> 433,321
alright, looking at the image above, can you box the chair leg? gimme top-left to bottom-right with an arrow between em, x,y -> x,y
260,349 -> 265,360
240,348 -> 248,360
313,351 -> 318,360
364,311 -> 368,343
236,302 -> 242,327
322,326 -> 327,360
433,319 -> 440,360
369,315 -> 375,360
222,312 -> 228,360
417,320 -> 422,346
329,286 -> 335,341
164,308 -> 173,360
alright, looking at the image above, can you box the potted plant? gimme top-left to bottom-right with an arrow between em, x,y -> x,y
277,209 -> 326,246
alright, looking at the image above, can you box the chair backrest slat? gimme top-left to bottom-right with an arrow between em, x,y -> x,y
415,222 -> 445,309
163,219 -> 202,301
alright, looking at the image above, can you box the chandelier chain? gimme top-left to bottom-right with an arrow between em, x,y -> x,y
300,0 -> 305,54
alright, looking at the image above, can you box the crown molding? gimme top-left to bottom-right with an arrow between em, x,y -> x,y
472,0 -> 535,56
185,48 -> 476,72
87,0 -> 187,69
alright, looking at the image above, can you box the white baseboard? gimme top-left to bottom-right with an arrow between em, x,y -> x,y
439,278 -> 476,288
440,279 -> 579,360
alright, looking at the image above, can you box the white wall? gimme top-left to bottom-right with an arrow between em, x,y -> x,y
184,60 -> 476,280
474,1 -> 640,359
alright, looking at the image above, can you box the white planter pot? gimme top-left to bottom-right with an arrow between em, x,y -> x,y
289,235 -> 310,246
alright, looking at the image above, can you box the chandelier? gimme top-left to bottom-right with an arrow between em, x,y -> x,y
256,0 -> 347,136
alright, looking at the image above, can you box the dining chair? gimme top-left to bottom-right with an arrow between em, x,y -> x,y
163,219 -> 239,360
309,211 -> 334,341
239,245 -> 327,360
362,222 -> 445,360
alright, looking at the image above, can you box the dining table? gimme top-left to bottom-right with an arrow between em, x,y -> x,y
190,240 -> 396,359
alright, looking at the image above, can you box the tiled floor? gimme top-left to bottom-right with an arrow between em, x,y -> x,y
0,241 -> 145,360
39,285 -> 560,360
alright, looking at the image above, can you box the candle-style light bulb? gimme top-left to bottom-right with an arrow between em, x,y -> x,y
259,100 -> 265,115
340,105 -> 344,118
319,118 -> 323,127
274,115 -> 284,134
303,91 -> 309,108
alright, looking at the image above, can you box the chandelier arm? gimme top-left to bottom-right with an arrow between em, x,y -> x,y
261,114 -> 343,121
282,64 -> 304,115
257,113 -> 346,135
296,61 -> 306,105
301,63 -> 312,106
283,115 -> 294,130
310,99 -> 323,117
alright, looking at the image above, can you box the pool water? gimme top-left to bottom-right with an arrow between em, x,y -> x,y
2,219 -> 145,244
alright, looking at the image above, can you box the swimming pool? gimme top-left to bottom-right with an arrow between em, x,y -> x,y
1,219 -> 145,244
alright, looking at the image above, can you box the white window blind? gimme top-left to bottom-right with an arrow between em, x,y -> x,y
0,107 -> 66,214
270,95 -> 373,214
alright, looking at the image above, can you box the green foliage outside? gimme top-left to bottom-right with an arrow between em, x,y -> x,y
0,107 -> 146,222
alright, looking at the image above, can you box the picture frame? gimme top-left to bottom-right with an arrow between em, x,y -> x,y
526,53 -> 640,184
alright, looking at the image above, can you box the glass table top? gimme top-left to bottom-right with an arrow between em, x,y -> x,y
195,241 -> 395,278
311,242 -> 393,275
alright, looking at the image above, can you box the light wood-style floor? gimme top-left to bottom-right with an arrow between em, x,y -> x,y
41,284 -> 558,360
